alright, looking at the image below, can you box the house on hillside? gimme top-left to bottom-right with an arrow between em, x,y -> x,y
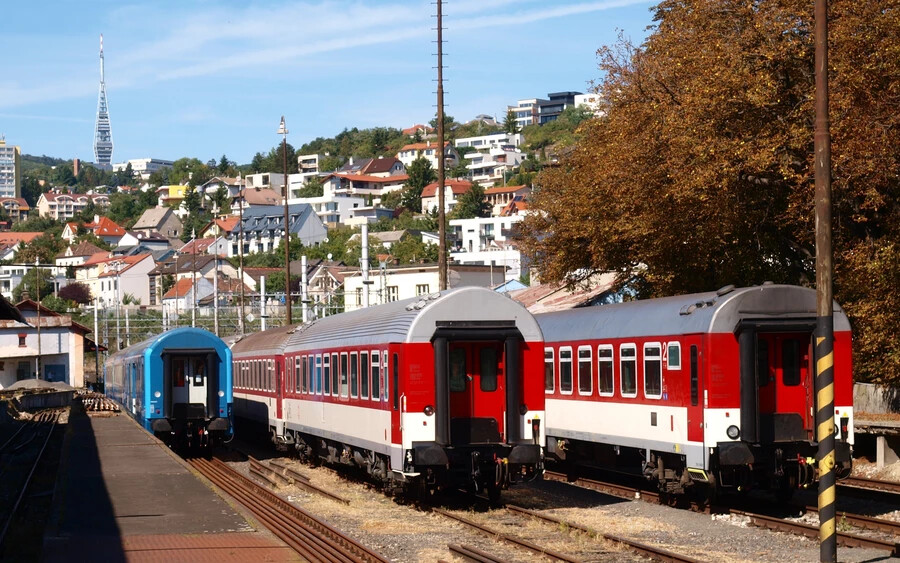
0,197 -> 30,223
36,192 -> 110,221
75,253 -> 156,306
484,185 -> 530,216
0,298 -> 93,388
55,240 -> 107,276
132,207 -> 183,240
224,204 -> 326,258
396,141 -> 459,170
231,187 -> 283,215
61,216 -> 126,246
147,254 -> 237,306
449,215 -> 525,281
198,176 -> 243,207
420,180 -> 473,215
338,157 -> 406,178
161,278 -> 214,322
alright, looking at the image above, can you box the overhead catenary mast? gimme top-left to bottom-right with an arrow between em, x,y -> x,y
94,34 -> 113,168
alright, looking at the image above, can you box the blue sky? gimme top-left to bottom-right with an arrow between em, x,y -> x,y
0,0 -> 656,165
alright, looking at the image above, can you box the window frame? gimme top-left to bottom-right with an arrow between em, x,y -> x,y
350,351 -> 359,398
619,344 -> 638,398
360,351 -> 369,400
331,353 -> 339,397
340,352 -> 349,397
323,353 -> 331,395
643,342 -> 663,399
597,344 -> 615,397
558,346 -> 574,395
666,341 -> 682,370
370,350 -> 380,402
544,348 -> 555,394
315,354 -> 323,395
577,345 -> 592,396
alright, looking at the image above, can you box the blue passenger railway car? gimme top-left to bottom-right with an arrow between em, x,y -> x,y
105,327 -> 234,451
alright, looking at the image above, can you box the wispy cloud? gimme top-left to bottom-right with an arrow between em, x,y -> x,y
0,0 -> 649,110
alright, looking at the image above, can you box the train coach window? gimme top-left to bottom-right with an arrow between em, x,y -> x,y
269,360 -> 275,391
307,356 -> 314,394
620,345 -> 637,397
578,347 -> 592,395
392,353 -> 399,410
174,360 -> 186,387
544,349 -> 555,393
340,353 -> 349,397
331,353 -> 339,397
314,355 -> 323,394
350,353 -> 359,398
756,340 -> 770,387
371,351 -> 381,401
480,347 -> 498,392
667,342 -> 681,370
193,359 -> 205,387
690,345 -> 699,406
296,358 -> 302,393
598,345 -> 614,396
383,351 -> 389,402
324,354 -> 331,395
644,343 -> 662,399
559,347 -> 573,394
450,348 -> 467,392
782,339 -> 801,386
361,352 -> 369,399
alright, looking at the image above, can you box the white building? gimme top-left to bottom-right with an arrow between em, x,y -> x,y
75,253 -> 156,306
112,158 -> 174,181
245,172 -> 287,197
0,138 -> 22,199
455,132 -> 524,151
343,262 -> 498,312
288,193 -> 367,226
508,99 -> 539,129
574,93 -> 603,115
465,147 -> 526,184
449,215 -> 524,280
396,141 -> 459,170
420,180 -> 472,215
297,154 -> 325,174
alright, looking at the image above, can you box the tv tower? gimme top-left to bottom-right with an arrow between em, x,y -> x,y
94,33 -> 113,168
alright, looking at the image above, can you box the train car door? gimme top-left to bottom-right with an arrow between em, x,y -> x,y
275,358 -> 283,419
390,347 -> 402,446
757,332 -> 813,437
685,338 -> 704,444
189,357 -> 208,405
448,341 -> 505,443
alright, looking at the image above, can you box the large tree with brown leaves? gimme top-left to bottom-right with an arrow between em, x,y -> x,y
520,1 -> 900,383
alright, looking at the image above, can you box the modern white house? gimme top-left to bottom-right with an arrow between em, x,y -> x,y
111,158 -> 174,180
396,141 -> 460,170
449,215 -> 524,281
455,133 -> 524,151
288,192 -> 368,227
342,262 -> 499,312
245,172 -> 287,197
75,253 -> 156,306
465,147 -> 527,184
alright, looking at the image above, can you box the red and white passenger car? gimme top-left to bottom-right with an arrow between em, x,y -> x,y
537,284 -> 853,497
231,287 -> 545,498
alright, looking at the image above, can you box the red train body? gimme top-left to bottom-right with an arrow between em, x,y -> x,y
537,284 -> 853,497
230,287 -> 544,499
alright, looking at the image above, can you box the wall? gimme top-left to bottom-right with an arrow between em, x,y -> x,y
854,383 -> 900,414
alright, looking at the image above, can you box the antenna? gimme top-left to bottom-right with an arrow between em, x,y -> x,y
94,33 -> 113,168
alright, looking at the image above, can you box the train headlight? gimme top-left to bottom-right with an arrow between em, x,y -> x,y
726,425 -> 741,440
423,405 -> 434,416
218,390 -> 225,398
154,391 -> 161,398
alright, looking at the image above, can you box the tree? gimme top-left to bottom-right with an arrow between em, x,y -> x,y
429,113 -> 458,135
504,109 -> 519,135
295,177 -> 324,198
318,155 -> 344,173
250,152 -> 265,173
519,0 -> 900,383
13,267 -> 54,302
401,157 -> 436,212
211,185 -> 231,213
451,182 -> 489,219
59,282 -> 93,304
218,154 -> 231,175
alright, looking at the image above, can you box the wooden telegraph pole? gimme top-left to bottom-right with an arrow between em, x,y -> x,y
436,0 -> 447,291
813,0 -> 836,561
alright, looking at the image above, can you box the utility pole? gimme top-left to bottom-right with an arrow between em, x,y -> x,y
279,116 -> 293,325
35,260 -> 41,379
238,173 -> 246,335
814,0 -> 836,561
435,0 -> 448,291
93,297 -> 99,389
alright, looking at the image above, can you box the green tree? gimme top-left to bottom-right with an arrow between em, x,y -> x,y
250,152 -> 265,173
21,176 -> 43,207
390,236 -> 439,264
13,267 -> 54,302
451,182 -> 488,219
211,185 -> 231,213
401,157 -> 436,211
519,0 -> 900,384
107,192 -> 137,225
295,177 -> 324,198
504,109 -> 519,135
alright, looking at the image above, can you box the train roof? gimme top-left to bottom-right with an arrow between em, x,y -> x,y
106,327 -> 231,363
536,284 -> 851,342
278,286 -> 542,353
229,323 -> 302,358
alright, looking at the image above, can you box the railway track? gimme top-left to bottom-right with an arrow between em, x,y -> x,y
0,411 -> 60,549
839,475 -> 900,497
189,456 -> 387,562
543,469 -> 900,556
246,455 -> 352,505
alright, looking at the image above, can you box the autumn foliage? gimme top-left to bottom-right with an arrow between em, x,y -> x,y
520,1 -> 900,383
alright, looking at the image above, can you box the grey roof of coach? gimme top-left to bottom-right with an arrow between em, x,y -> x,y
536,284 -> 850,343
283,286 -> 543,353
230,323 -> 302,358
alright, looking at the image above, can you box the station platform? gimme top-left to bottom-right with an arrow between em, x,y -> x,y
42,402 -> 300,562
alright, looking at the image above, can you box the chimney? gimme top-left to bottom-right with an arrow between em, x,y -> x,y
426,141 -> 431,147
94,214 -> 100,224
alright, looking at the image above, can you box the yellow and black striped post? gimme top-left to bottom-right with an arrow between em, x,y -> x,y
814,0 -> 836,560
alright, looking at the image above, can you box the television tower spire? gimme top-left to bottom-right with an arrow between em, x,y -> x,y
94,33 -> 113,168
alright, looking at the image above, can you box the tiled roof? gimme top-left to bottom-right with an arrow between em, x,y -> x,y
402,124 -> 434,135
163,278 -> 196,299
485,184 -> 527,195
421,180 -> 473,198
331,173 -> 409,184
238,188 -> 282,206
216,216 -> 240,232
94,216 -> 126,236
133,207 -> 177,230
362,157 -> 403,175
57,240 -> 106,259
0,197 -> 29,209
0,232 -> 42,245
238,204 -> 317,235
242,267 -> 282,282
179,238 -> 215,255
93,254 -> 153,276
149,254 -> 218,275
